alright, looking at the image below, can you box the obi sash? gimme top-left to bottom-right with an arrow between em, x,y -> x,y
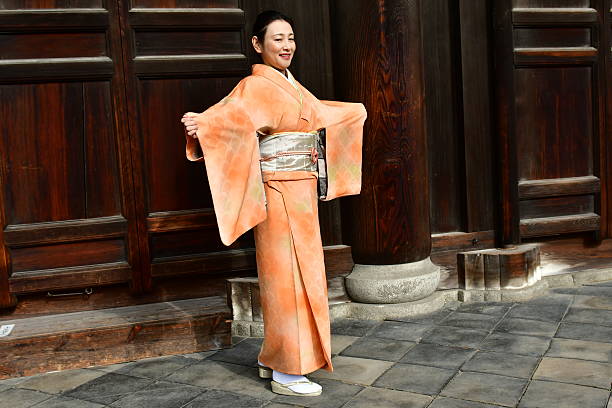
259,130 -> 328,198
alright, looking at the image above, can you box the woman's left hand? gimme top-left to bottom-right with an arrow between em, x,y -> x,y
181,112 -> 199,138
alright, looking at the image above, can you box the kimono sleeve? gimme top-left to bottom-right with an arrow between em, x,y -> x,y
186,77 -> 277,246
317,100 -> 367,201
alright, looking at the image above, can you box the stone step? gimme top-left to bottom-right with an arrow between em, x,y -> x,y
0,296 -> 231,379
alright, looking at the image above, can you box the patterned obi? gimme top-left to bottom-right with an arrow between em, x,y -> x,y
259,131 -> 322,173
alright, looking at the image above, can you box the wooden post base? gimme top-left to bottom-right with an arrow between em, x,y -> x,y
457,244 -> 540,290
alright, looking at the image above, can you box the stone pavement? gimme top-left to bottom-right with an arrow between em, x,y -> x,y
1,281 -> 611,408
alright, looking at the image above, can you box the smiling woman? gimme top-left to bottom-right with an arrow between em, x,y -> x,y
180,10 -> 367,398
251,12 -> 296,74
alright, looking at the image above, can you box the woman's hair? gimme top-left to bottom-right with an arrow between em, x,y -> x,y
252,10 -> 294,41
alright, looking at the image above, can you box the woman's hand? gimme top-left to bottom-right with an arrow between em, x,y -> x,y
181,112 -> 199,138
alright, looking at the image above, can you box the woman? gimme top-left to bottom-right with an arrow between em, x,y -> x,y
181,10 -> 366,397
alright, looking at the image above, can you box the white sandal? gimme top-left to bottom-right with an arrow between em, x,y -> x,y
270,379 -> 322,396
258,365 -> 272,379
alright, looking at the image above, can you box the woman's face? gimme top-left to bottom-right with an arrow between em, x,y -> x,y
252,19 -> 295,72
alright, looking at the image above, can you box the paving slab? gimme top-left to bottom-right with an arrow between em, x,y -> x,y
506,301 -> 570,322
388,308 -> 456,325
343,387 -> 432,408
0,388 -> 51,408
331,319 -> 381,336
518,380 -> 610,408
494,317 -> 558,337
181,350 -> 217,360
547,338 -> 612,363
165,359 -> 276,400
439,312 -> 502,331
109,381 -> 204,408
272,378 -> 363,408
331,335 -> 359,355
554,286 -> 612,297
533,357 -> 612,389
114,355 -> 195,379
369,321 -> 433,342
456,302 -> 513,316
310,355 -> 393,386
373,363 -> 457,396
340,336 -> 415,361
564,307 -> 612,326
209,337 -> 263,367
480,332 -> 551,356
572,295 -> 612,310
429,397 -> 502,408
16,368 -> 105,394
441,372 -> 527,407
399,343 -> 476,370
181,388 -> 267,408
63,373 -> 154,405
462,351 -> 539,379
421,326 -> 489,349
31,395 -> 105,407
556,322 -> 612,343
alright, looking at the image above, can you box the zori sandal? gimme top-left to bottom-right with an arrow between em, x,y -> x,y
258,365 -> 272,379
270,379 -> 322,396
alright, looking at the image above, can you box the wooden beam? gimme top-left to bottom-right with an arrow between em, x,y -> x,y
518,176 -> 601,199
4,216 -> 127,247
0,297 -> 231,379
512,8 -> 598,24
520,213 -> 600,237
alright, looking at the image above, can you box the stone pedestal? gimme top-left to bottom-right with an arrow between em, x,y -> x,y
345,258 -> 440,304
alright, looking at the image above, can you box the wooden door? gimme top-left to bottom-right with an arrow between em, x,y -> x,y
0,1 -> 140,308
118,0 -> 343,289
494,0 -> 611,243
117,0 -> 252,290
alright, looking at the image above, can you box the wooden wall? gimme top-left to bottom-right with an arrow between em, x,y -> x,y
0,0 -> 610,307
422,0 -> 611,246
0,0 -> 337,307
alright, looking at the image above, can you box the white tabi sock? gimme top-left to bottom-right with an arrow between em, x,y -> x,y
272,370 -> 322,394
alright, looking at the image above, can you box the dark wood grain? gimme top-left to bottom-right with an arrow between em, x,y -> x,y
459,0 -> 496,232
131,0 -> 238,7
0,0 -> 102,8
0,32 -> 107,60
332,0 -> 432,264
0,297 -> 231,379
9,262 -> 131,294
129,7 -> 244,27
493,0 -> 520,244
513,8 -> 598,24
10,239 -> 126,273
421,0 -> 465,234
520,213 -> 600,237
520,196 -> 595,220
519,176 -> 600,198
432,231 -> 496,253
0,9 -> 108,28
514,27 -> 591,48
4,217 -> 127,247
604,2 -> 612,237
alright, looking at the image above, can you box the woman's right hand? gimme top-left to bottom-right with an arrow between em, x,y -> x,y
181,112 -> 199,138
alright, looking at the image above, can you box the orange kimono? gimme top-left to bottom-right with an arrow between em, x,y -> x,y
186,64 -> 366,375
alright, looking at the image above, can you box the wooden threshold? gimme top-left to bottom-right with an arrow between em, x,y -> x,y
0,296 -> 231,379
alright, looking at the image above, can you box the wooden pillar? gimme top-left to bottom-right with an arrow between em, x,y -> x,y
331,0 -> 439,303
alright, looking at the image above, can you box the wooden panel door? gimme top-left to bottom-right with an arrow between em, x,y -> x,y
117,0 -> 251,288
0,1 -> 140,307
494,0 -> 610,243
